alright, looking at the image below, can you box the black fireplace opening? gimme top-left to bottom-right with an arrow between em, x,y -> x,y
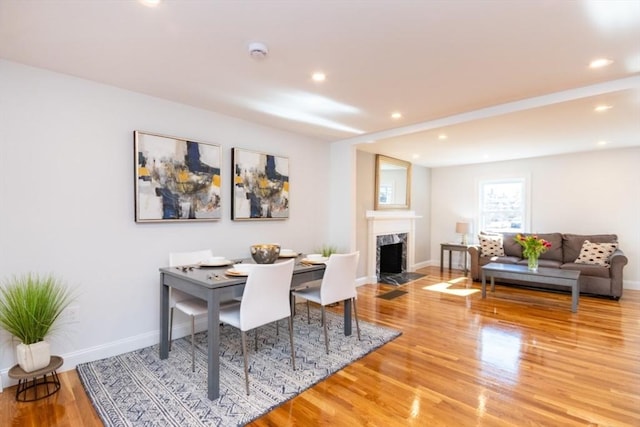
380,242 -> 404,274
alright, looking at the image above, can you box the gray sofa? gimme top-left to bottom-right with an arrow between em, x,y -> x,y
468,232 -> 628,299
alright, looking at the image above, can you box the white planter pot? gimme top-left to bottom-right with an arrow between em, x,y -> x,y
16,341 -> 51,373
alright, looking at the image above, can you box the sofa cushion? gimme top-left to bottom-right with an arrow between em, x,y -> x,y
517,233 -> 562,262
480,255 -> 521,266
501,232 -> 523,258
562,234 -> 618,264
561,262 -> 611,278
575,240 -> 618,267
479,235 -> 505,256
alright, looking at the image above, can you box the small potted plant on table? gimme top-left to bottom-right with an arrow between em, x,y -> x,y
0,273 -> 74,372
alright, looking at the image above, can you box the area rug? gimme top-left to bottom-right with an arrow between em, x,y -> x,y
377,289 -> 409,300
77,306 -> 401,427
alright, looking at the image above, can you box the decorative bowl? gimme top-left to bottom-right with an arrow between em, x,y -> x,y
250,244 -> 281,264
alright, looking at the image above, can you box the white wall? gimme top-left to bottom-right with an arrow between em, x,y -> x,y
430,148 -> 640,288
0,60 -> 333,383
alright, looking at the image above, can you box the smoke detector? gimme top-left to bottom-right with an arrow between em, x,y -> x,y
248,42 -> 268,60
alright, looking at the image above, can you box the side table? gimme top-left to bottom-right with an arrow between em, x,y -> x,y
440,243 -> 472,275
8,355 -> 63,402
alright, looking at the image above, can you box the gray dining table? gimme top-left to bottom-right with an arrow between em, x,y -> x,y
159,257 -> 353,400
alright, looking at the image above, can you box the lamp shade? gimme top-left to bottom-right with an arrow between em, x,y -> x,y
455,222 -> 470,234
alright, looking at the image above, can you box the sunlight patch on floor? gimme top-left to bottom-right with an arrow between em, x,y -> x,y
422,281 -> 480,296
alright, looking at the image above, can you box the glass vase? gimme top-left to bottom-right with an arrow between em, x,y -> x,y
527,255 -> 539,271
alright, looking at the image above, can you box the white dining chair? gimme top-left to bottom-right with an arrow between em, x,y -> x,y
168,249 -> 215,372
218,259 -> 296,395
291,252 -> 361,354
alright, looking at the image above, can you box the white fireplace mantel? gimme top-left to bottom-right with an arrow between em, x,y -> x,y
366,210 -> 421,282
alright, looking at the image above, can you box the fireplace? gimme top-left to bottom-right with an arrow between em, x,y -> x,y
366,210 -> 419,284
377,234 -> 407,277
380,243 -> 403,273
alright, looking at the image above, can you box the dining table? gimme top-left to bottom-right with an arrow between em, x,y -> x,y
159,256 -> 353,400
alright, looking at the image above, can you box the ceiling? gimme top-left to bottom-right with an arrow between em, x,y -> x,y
1,0 -> 639,167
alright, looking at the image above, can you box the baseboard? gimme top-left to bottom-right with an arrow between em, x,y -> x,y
624,280 -> 640,290
0,321 -> 200,390
413,260 -> 436,270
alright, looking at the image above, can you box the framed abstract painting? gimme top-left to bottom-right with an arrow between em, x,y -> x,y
231,148 -> 289,220
134,131 -> 222,222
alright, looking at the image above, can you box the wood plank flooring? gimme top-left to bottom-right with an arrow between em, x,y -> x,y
1,266 -> 639,426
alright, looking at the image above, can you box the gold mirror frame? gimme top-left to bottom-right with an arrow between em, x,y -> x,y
374,154 -> 411,210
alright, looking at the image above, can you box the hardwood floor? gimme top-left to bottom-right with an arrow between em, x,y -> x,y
2,266 -> 639,426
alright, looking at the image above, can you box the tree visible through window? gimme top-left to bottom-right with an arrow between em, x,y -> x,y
479,178 -> 526,233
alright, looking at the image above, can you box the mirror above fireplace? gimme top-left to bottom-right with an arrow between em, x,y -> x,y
375,154 -> 411,210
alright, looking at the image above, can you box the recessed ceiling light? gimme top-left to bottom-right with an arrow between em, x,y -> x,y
438,134 -> 447,140
391,112 -> 402,119
412,154 -> 420,159
139,0 -> 161,7
589,58 -> 613,68
311,72 -> 326,82
597,140 -> 608,146
594,105 -> 613,112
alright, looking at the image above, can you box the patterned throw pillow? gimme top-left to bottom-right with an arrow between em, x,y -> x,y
575,240 -> 618,267
479,235 -> 505,257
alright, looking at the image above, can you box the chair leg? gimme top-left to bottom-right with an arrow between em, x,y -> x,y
276,320 -> 279,336
352,298 -> 361,340
322,306 -> 329,354
290,293 -> 295,317
241,331 -> 250,395
255,328 -> 258,351
288,315 -> 296,370
169,307 -> 174,351
306,300 -> 310,324
190,315 -> 196,372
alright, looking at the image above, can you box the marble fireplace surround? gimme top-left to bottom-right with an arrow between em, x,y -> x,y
366,210 -> 420,283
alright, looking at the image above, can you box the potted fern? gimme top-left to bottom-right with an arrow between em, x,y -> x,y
0,273 -> 74,372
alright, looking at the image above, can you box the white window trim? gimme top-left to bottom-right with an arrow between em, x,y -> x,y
476,175 -> 531,234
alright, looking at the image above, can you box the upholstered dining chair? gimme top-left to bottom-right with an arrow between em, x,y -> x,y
218,259 -> 296,395
291,251 -> 361,354
168,249 -> 214,372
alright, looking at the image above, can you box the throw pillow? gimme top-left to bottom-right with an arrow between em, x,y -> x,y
575,240 -> 618,267
479,235 -> 505,257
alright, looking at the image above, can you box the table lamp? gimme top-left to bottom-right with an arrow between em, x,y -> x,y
456,222 -> 470,245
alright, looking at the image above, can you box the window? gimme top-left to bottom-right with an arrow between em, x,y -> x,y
478,178 -> 527,233
378,184 -> 393,204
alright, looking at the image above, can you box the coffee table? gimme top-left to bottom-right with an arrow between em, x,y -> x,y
481,262 -> 580,312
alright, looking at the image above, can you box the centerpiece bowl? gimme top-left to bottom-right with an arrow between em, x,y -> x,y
250,244 -> 281,264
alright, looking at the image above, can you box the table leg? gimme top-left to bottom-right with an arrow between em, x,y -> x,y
464,250 -> 468,275
159,274 -> 169,359
491,276 -> 495,293
440,246 -> 444,272
344,299 -> 352,336
481,271 -> 486,298
448,250 -> 452,270
571,283 -> 578,313
206,291 -> 221,400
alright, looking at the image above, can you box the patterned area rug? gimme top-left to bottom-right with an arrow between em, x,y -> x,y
77,306 -> 401,426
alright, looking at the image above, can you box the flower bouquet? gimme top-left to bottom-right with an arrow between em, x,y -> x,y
515,234 -> 552,271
